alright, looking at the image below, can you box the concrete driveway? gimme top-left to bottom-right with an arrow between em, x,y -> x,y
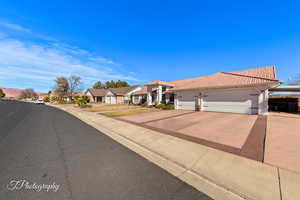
265,112 -> 300,173
118,110 -> 267,162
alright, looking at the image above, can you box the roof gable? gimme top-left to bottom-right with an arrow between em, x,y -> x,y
109,86 -> 139,95
87,88 -> 106,96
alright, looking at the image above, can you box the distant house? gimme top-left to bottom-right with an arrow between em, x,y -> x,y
132,87 -> 148,104
38,93 -> 49,100
86,88 -> 106,103
109,86 -> 142,104
86,86 -> 142,104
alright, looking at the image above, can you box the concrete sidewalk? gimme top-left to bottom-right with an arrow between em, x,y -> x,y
52,104 -> 300,200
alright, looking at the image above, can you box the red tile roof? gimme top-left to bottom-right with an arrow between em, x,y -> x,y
132,87 -> 147,95
168,66 -> 279,91
134,66 -> 279,95
38,93 -> 49,98
145,80 -> 175,87
132,87 -> 158,95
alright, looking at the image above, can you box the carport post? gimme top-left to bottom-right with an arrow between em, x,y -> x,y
157,85 -> 162,104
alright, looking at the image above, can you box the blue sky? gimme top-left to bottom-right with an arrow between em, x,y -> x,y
0,0 -> 299,92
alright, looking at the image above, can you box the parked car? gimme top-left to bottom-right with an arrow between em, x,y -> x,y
35,99 -> 44,104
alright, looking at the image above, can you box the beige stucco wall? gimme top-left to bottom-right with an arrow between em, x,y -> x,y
116,96 -> 124,104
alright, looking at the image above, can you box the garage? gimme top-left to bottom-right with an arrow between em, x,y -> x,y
177,91 -> 196,110
202,90 -> 259,114
269,95 -> 300,113
176,89 -> 260,114
105,96 -> 116,104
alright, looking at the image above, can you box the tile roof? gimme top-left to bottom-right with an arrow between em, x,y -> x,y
38,93 -> 49,98
145,80 -> 175,86
132,87 -> 158,95
88,86 -> 140,96
109,86 -> 139,95
131,66 -> 280,95
87,88 -> 107,97
168,66 -> 279,91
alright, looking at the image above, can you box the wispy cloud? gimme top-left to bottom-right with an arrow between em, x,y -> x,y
89,57 -> 116,65
0,21 -> 139,91
0,21 -> 30,32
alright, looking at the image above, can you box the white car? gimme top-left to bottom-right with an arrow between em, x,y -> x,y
35,99 -> 44,104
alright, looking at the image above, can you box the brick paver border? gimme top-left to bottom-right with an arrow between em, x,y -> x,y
240,115 -> 267,162
116,113 -> 267,162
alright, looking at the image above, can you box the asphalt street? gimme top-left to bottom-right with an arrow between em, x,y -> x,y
0,100 -> 213,200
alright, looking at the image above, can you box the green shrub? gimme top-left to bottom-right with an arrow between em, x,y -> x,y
155,104 -> 164,109
51,96 -> 59,102
79,104 -> 92,108
155,104 -> 174,110
43,96 -> 50,102
75,95 -> 90,106
73,95 -> 81,102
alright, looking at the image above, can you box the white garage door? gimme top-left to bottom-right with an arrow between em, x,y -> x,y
177,91 -> 196,110
106,96 -> 116,104
202,90 -> 258,114
110,96 -> 116,104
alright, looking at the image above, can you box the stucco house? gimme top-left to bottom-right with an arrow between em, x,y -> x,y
86,86 -> 142,104
86,88 -> 106,103
132,66 -> 280,115
132,87 -> 149,104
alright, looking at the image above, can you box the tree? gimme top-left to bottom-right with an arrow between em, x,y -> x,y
53,77 -> 69,98
115,80 -> 129,88
96,80 -> 130,89
0,88 -> 5,98
93,81 -> 105,89
18,89 -> 38,99
68,75 -> 82,102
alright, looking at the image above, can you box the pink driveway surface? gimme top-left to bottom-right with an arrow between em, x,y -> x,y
265,113 -> 300,173
145,112 -> 257,148
120,110 -> 257,149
